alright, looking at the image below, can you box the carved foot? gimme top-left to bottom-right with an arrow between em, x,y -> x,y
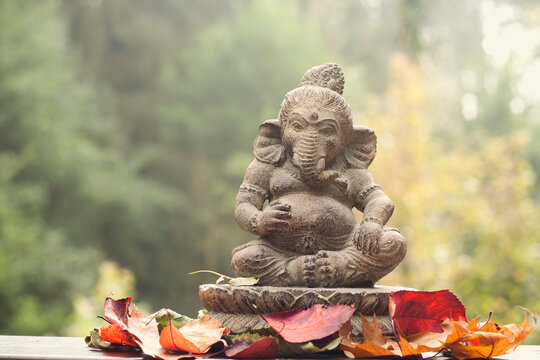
315,250 -> 346,287
302,255 -> 317,287
292,251 -> 347,287
314,251 -> 333,287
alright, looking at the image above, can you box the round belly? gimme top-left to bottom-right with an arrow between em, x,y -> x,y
267,193 -> 356,254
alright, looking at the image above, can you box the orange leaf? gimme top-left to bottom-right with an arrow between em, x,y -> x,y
446,308 -> 537,359
160,323 -> 201,353
399,334 -> 444,356
127,305 -> 221,359
159,315 -> 227,354
100,323 -> 138,347
447,331 -> 511,359
445,318 -> 473,344
339,316 -> 402,358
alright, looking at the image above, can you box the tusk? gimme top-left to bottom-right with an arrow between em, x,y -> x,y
292,153 -> 300,167
316,158 -> 325,172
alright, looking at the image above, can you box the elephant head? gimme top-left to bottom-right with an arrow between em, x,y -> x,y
253,63 -> 377,189
253,116 -> 377,189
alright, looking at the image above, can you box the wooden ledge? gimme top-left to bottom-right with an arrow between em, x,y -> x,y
1,335 -> 539,360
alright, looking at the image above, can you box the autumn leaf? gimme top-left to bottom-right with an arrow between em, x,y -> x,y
189,270 -> 258,286
160,323 -> 203,354
103,296 -> 132,326
277,336 -> 341,357
225,337 -> 279,358
100,323 -> 138,347
98,297 -> 138,348
389,290 -> 467,336
339,316 -> 402,358
155,309 -> 193,331
396,316 -> 471,356
85,328 -> 136,350
159,315 -> 227,354
398,333 -> 445,356
339,316 -> 457,358
261,304 -> 355,343
126,305 -> 222,360
228,277 -> 259,286
446,308 -> 537,359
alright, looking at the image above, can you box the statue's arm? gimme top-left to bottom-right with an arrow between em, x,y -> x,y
234,159 -> 272,236
351,171 -> 395,253
353,171 -> 394,226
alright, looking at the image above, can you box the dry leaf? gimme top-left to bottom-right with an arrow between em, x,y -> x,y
228,277 -> 259,286
225,337 -> 279,358
339,316 -> 402,358
103,296 -> 132,326
100,323 -> 138,347
389,290 -> 467,336
261,304 -> 355,343
128,305 -> 221,359
446,308 -> 537,359
159,315 -> 227,354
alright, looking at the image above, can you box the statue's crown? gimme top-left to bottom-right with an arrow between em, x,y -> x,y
300,63 -> 345,95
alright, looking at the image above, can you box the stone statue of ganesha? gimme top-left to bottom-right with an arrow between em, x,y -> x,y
231,64 -> 406,288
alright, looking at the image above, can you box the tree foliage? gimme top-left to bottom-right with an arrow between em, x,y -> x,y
0,0 -> 174,334
1,0 -> 539,343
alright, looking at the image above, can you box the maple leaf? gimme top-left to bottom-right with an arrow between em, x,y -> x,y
98,297 -> 138,348
100,323 -> 138,347
445,308 -> 537,359
339,316 -> 402,358
389,290 -> 467,336
127,305 -> 222,360
391,315 -> 475,357
103,296 -> 132,326
224,337 -> 279,359
261,304 -> 355,343
159,315 -> 227,354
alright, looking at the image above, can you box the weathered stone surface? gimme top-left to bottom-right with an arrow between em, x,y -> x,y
203,64 -> 411,339
231,63 -> 406,288
199,284 -> 411,336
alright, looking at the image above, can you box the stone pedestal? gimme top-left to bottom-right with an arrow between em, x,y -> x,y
199,284 -> 410,338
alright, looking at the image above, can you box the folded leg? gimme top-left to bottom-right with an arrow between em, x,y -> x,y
231,239 -> 295,286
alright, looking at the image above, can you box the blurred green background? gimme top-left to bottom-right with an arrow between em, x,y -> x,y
1,0 -> 539,342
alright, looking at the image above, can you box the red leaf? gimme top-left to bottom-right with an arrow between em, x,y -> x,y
104,296 -> 132,326
389,290 -> 467,336
262,304 -> 355,343
100,323 -> 138,347
225,337 -> 279,359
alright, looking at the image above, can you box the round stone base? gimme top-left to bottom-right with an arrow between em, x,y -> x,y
199,284 -> 410,337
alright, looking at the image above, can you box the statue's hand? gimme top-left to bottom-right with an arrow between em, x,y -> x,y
354,221 -> 383,254
257,200 -> 292,236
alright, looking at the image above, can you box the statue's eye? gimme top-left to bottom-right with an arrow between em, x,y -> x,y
320,126 -> 336,136
291,122 -> 304,132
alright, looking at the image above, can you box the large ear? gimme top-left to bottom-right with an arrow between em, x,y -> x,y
344,125 -> 377,169
253,119 -> 285,165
